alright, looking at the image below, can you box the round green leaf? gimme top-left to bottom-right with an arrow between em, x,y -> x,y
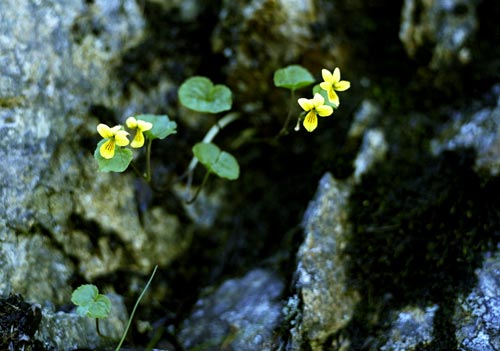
72,284 -> 111,319
273,65 -> 315,90
212,151 -> 239,180
192,142 -> 220,169
136,114 -> 177,140
71,284 -> 98,306
94,140 -> 133,172
312,84 -> 338,109
192,142 -> 239,180
179,76 -> 232,114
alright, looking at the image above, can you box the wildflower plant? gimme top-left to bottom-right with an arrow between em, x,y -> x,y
92,65 -> 349,201
274,64 -> 350,133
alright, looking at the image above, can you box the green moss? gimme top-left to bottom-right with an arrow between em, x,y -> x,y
342,147 -> 500,349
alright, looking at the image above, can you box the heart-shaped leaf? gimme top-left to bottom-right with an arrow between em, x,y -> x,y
71,284 -> 111,319
274,65 -> 315,90
135,114 -> 177,140
192,142 -> 239,180
179,76 -> 232,114
94,140 -> 133,172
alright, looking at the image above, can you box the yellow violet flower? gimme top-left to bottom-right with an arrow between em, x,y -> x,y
97,124 -> 129,159
126,116 -> 153,148
319,67 -> 351,106
297,93 -> 333,132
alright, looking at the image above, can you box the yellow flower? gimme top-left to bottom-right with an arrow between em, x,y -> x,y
97,124 -> 129,159
297,93 -> 333,132
126,116 -> 153,148
319,68 -> 350,106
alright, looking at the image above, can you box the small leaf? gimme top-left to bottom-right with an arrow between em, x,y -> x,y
273,65 -> 315,90
212,151 -> 239,180
71,284 -> 98,306
192,142 -> 240,180
136,114 -> 177,140
94,140 -> 133,172
313,84 -> 338,109
179,76 -> 232,114
72,284 -> 111,319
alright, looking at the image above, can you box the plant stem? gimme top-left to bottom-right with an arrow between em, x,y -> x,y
182,112 -> 239,180
115,265 -> 158,351
186,171 -> 211,204
145,138 -> 153,183
278,89 -> 296,137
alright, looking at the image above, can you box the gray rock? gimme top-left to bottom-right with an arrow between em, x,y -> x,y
178,269 -> 285,351
399,0 -> 479,69
353,129 -> 388,183
37,293 -> 128,351
431,86 -> 500,176
287,173 -> 360,351
380,305 -> 438,351
455,251 -> 500,350
0,0 -> 189,347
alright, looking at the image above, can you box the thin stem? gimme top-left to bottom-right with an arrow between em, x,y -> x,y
186,171 -> 211,204
145,138 -> 153,183
96,318 -> 104,338
115,265 -> 158,351
181,112 -> 239,180
278,89 -> 296,137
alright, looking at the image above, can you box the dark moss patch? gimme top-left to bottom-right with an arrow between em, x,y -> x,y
342,147 -> 500,349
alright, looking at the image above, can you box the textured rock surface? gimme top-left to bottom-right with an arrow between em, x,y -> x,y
431,85 -> 500,177
178,269 -> 284,351
37,293 -> 128,351
399,0 -> 479,69
454,251 -> 500,350
380,305 -> 438,351
287,173 -> 360,351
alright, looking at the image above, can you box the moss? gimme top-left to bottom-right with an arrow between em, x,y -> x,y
342,146 -> 500,349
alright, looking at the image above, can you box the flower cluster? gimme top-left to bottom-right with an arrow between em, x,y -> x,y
298,67 -> 350,132
97,116 -> 153,159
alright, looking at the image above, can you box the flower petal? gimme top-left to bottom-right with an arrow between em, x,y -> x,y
312,93 -> 325,107
316,105 -> 333,117
115,130 -> 130,146
303,111 -> 318,132
97,124 -> 114,138
333,67 -> 340,82
328,89 -> 340,106
137,120 -> 153,132
334,80 -> 351,91
130,131 -> 145,148
100,139 -> 115,159
298,98 -> 313,111
319,81 -> 332,92
126,116 -> 138,129
322,69 -> 333,83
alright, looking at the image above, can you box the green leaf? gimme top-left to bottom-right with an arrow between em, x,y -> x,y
136,114 -> 177,140
71,284 -> 111,319
273,65 -> 315,90
94,140 -> 133,172
313,84 -> 338,109
178,76 -> 232,114
192,142 -> 240,180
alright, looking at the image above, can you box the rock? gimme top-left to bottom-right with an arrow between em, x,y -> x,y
212,0 -> 316,113
178,269 -> 284,351
380,305 -> 438,351
431,85 -> 500,176
286,173 -> 360,351
0,0 -> 190,347
37,293 -> 128,351
399,0 -> 479,69
353,129 -> 388,183
454,251 -> 500,350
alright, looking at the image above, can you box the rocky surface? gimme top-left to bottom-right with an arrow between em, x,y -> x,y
178,269 -> 284,351
1,0 -> 500,350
